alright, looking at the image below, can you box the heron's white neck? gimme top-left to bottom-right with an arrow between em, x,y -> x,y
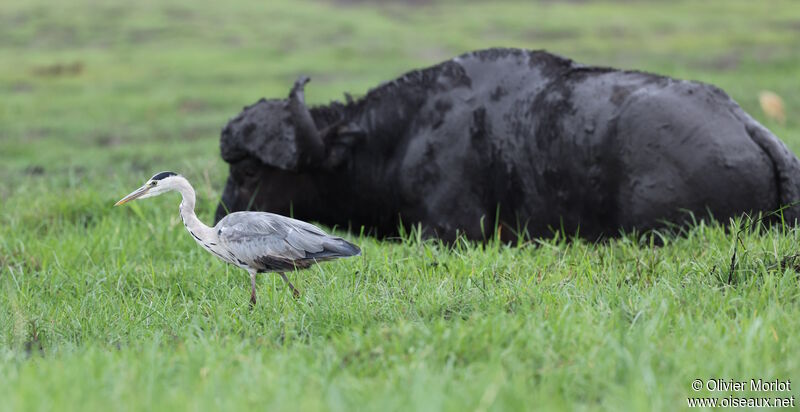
173,177 -> 213,241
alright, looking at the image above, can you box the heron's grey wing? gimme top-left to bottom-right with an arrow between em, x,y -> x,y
217,212 -> 359,272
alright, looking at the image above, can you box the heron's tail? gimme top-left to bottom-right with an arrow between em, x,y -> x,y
309,237 -> 361,259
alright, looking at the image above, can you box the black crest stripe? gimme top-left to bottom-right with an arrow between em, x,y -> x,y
151,171 -> 177,181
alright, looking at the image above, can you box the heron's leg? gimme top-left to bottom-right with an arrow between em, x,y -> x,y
249,270 -> 257,307
278,272 -> 301,298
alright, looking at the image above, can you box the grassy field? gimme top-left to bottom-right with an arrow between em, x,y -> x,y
2,0 -> 800,410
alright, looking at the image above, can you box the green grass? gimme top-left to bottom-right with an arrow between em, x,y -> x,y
2,0 -> 800,410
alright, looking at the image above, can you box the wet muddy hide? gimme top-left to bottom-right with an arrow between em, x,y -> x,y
216,48 -> 800,242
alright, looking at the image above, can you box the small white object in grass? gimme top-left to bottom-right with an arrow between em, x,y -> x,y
759,90 -> 786,125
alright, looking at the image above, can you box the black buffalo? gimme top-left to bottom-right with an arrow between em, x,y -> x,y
215,48 -> 800,241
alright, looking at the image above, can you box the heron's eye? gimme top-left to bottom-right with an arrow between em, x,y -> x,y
150,181 -> 157,186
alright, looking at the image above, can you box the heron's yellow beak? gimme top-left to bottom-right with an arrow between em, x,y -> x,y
114,185 -> 150,206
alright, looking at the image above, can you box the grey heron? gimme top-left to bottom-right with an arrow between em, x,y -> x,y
115,171 -> 360,305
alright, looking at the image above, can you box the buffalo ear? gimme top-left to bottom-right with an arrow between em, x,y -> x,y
319,122 -> 365,169
288,76 -> 325,165
329,122 -> 365,146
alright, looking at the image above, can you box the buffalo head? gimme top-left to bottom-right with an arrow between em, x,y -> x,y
220,76 -> 325,171
216,77 -> 364,222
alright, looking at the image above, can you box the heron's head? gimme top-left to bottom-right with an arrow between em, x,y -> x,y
114,171 -> 182,206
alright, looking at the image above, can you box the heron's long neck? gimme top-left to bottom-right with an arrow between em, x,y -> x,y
175,178 -> 213,241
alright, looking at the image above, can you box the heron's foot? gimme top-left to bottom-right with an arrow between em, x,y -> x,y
279,272 -> 301,299
250,290 -> 257,307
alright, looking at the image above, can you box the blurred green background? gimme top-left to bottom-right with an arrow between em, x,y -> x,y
2,0 -> 798,177
2,1 -> 799,411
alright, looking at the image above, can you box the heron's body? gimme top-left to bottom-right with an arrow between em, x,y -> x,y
116,172 -> 360,304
